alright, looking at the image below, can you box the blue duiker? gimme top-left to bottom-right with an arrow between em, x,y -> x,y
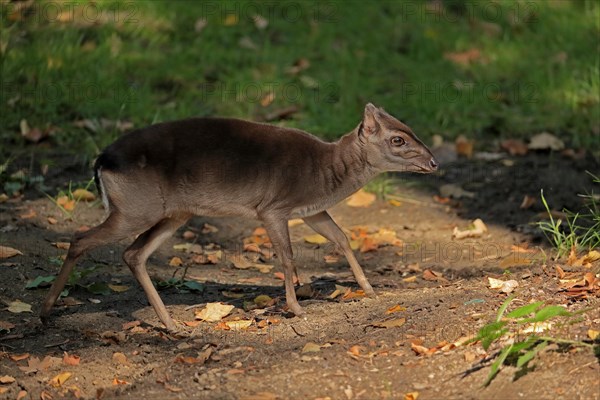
40,103 -> 438,331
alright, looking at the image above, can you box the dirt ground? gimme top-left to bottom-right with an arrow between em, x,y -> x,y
0,150 -> 599,400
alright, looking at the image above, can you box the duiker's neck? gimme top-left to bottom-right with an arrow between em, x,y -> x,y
323,128 -> 379,197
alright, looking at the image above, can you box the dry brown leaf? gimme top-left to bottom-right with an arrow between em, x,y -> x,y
169,256 -> 183,267
49,372 -> 72,387
528,132 -> 565,151
72,189 -> 95,201
240,392 -> 279,400
195,303 -> 235,322
302,342 -> 322,353
388,199 -> 402,207
371,318 -> 406,329
7,300 -> 32,313
0,320 -> 16,331
455,135 -> 474,158
411,342 -> 435,356
341,289 -> 366,300
346,189 -> 376,207
108,284 -> 130,292
520,195 -> 536,209
324,255 -> 339,263
422,269 -> 446,282
10,353 -> 30,362
183,320 -> 201,327
112,352 -> 128,365
56,196 -> 76,211
404,392 -> 419,400
112,377 -> 129,385
273,271 -> 299,284
182,230 -> 196,240
501,139 -> 528,156
0,246 -> 22,259
500,253 -> 535,268
348,345 -> 365,357
62,352 -> 80,366
0,375 -> 15,384
359,237 -> 379,253
452,219 -> 487,239
230,254 -> 273,273
0,388 -> 9,395
47,216 -> 58,224
386,305 -> 406,314
444,48 -> 483,66
53,242 -> 70,250
174,356 -> 202,364
403,276 -> 417,283
225,319 -> 253,331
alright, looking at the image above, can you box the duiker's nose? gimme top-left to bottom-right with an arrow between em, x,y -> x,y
429,158 -> 439,171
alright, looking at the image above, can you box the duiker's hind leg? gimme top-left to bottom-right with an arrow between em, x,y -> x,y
41,212 -> 144,322
122,215 -> 191,331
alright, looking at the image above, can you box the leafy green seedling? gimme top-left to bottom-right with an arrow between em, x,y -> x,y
470,296 -> 594,386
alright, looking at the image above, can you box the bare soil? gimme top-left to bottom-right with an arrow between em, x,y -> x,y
1,152 -> 599,400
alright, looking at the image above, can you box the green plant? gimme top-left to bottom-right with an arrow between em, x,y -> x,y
364,173 -> 396,199
45,179 -> 98,217
538,173 -> 600,258
470,296 -> 594,386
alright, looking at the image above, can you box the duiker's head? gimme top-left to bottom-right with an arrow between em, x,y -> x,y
358,103 -> 438,173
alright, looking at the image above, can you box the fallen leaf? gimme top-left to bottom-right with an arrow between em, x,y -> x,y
53,242 -> 70,250
225,319 -> 253,331
0,375 -> 15,384
183,320 -> 201,327
223,14 -> 238,26
10,353 -> 29,361
56,196 -> 76,211
174,356 -> 202,364
62,352 -> 80,366
112,352 -> 128,365
253,14 -> 268,29
19,209 -> 37,219
520,195 -> 536,209
0,388 -> 8,395
342,289 -> 366,300
20,119 -> 49,143
346,189 -> 376,207
500,139 -> 528,156
169,256 -> 183,267
273,271 -> 299,284
588,329 -> 600,340
452,218 -> 487,239
440,183 -> 475,199
455,135 -> 474,158
402,276 -> 417,283
0,246 -> 22,259
302,342 -> 322,353
405,392 -> 419,400
49,372 -> 72,387
7,300 -> 32,313
254,294 -> 273,308
0,320 -> 16,331
324,254 -> 339,263
182,230 -> 196,240
386,305 -> 406,314
422,269 -> 446,282
411,342 -> 435,356
303,234 -> 328,244
230,254 -> 273,273
47,217 -> 58,224
388,199 -> 402,207
488,277 -> 505,289
528,132 -> 565,151
72,189 -> 95,201
112,378 -> 129,385
195,303 -> 235,322
371,318 -> 406,328
359,237 -> 379,253
348,345 -> 365,357
108,284 -> 130,292
444,48 -> 482,66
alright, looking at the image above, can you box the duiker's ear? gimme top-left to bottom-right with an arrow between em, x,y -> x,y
359,103 -> 381,138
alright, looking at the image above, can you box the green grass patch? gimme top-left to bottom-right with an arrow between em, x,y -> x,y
1,0 -> 599,159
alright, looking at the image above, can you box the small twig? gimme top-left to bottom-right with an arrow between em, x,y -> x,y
537,336 -> 594,348
44,339 -> 70,348
184,303 -> 206,311
568,361 -> 596,375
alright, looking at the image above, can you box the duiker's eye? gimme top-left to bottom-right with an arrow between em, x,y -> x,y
390,136 -> 405,146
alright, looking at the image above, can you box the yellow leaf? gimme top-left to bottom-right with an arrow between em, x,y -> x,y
588,329 -> 600,340
108,284 -> 130,292
346,189 -> 376,207
0,245 -> 22,259
303,234 -> 328,244
225,319 -> 253,331
72,188 -> 96,201
288,218 -> 304,227
487,277 -> 505,289
195,303 -> 235,322
405,392 -> 419,400
169,256 -> 183,267
302,342 -> 322,353
7,300 -> 32,313
386,304 -> 406,314
224,14 -> 238,26
49,371 -> 72,387
388,199 -> 402,207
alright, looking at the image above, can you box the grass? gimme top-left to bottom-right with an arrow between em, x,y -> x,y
538,172 -> 600,258
0,0 -> 599,161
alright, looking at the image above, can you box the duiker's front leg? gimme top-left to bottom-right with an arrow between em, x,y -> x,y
260,213 -> 305,316
303,211 -> 375,296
